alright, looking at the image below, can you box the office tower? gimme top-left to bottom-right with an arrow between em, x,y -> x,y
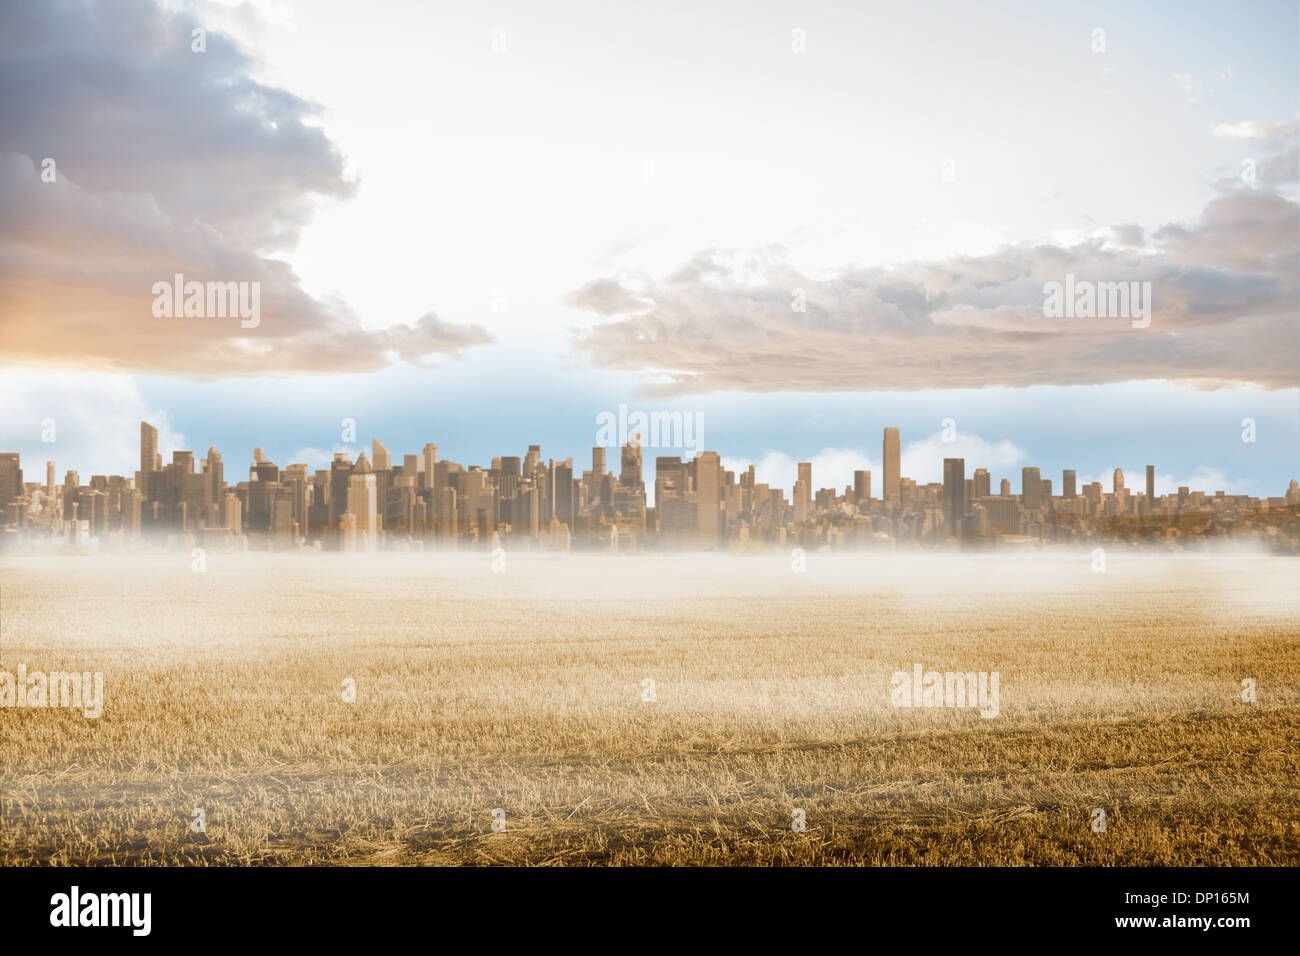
620,433 -> 642,486
347,473 -> 378,550
798,462 -> 812,511
0,454 -> 20,523
254,447 -> 265,464
46,461 -> 55,499
943,457 -> 966,534
140,421 -> 158,498
854,470 -> 871,504
1000,478 -> 1011,496
695,451 -> 721,546
421,443 -> 439,491
402,454 -> 420,481
1041,478 -> 1052,501
328,453 -> 354,528
883,428 -> 900,504
973,468 -> 990,499
1021,467 -> 1042,510
1063,469 -> 1077,499
1113,468 -> 1125,495
1146,465 -> 1155,500
372,439 -> 391,472
551,459 -> 576,525
204,446 -> 224,522
525,445 -> 542,477
792,480 -> 808,524
224,494 -> 242,535
592,446 -> 605,475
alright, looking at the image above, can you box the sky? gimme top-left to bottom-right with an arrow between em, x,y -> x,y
1,0 -> 1297,498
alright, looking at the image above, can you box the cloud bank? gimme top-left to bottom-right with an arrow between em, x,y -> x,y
0,0 -> 491,377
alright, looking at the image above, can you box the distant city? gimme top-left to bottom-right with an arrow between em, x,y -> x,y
1,423 -> 1298,554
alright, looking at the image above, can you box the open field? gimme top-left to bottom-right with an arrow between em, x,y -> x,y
1,551 -> 1297,866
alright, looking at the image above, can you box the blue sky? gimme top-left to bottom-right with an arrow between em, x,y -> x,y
1,0 -> 1297,497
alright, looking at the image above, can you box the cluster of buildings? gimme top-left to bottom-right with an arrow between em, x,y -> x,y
1,423 -> 1297,553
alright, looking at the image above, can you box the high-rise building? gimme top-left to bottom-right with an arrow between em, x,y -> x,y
421,443 -> 439,492
592,447 -> 605,475
797,462 -> 812,511
1022,467 -> 1042,510
853,469 -> 871,504
696,451 -> 721,547
0,453 -> 21,522
1113,468 -> 1125,495
1146,465 -> 1155,500
973,468 -> 991,499
46,461 -> 55,499
620,433 -> 642,487
140,421 -> 158,498
943,457 -> 967,534
347,472 -> 378,551
883,428 -> 900,505
372,439 -> 391,472
1063,469 -> 1077,499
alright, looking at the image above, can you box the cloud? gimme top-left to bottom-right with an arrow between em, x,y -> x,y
567,139 -> 1299,396
1210,120 -> 1294,141
0,366 -> 186,477
0,0 -> 491,378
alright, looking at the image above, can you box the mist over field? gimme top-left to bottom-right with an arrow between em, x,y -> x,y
2,552 -> 1297,865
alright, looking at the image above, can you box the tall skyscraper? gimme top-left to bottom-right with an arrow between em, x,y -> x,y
620,433 -> 642,486
140,421 -> 158,497
696,451 -> 721,546
973,468 -> 991,498
1022,467 -> 1042,510
347,472 -> 378,551
883,428 -> 900,504
592,446 -> 605,475
1113,468 -> 1125,495
421,443 -> 439,491
372,439 -> 391,471
1063,469 -> 1077,499
943,457 -> 967,534
1146,465 -> 1155,500
46,461 -> 55,499
797,462 -> 812,510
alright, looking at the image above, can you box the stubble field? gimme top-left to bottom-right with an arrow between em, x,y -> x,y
1,550 -> 1297,866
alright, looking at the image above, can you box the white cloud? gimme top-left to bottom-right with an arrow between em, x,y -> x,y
0,367 -> 185,477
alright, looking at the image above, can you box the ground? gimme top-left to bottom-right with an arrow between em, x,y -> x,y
1,550 -> 1296,865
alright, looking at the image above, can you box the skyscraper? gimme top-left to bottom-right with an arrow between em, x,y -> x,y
696,451 -> 721,547
943,457 -> 967,534
620,433 -> 642,486
1113,468 -> 1125,495
372,439 -> 391,472
1022,467 -> 1042,510
1063,469 -> 1077,499
140,421 -> 158,498
797,462 -> 812,511
592,446 -> 605,475
347,472 -> 378,551
1146,465 -> 1155,500
883,428 -> 900,505
853,469 -> 871,503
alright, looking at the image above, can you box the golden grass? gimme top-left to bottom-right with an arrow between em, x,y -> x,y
1,551 -> 1297,865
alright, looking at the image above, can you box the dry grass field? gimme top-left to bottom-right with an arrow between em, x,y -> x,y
1,550 -> 1297,866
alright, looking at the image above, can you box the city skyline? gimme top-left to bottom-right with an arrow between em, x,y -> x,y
2,419 -> 1296,553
